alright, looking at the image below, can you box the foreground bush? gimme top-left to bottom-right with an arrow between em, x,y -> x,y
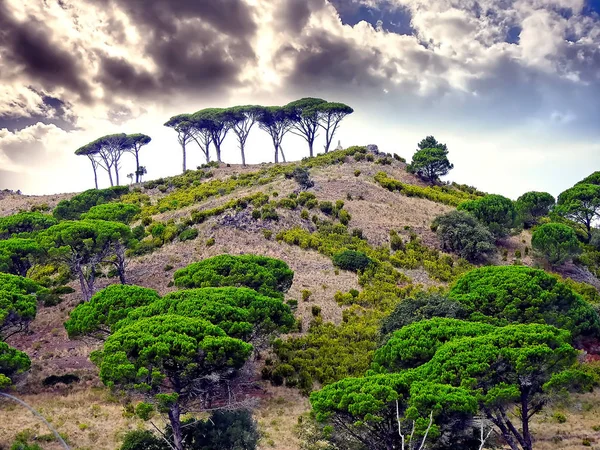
432,210 -> 496,262
173,254 -> 293,298
532,222 -> 581,266
81,202 -> 141,223
332,250 -> 370,272
448,265 -> 600,341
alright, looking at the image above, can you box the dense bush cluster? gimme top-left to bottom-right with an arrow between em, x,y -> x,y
457,194 -> 518,238
532,222 -> 581,266
53,186 -> 129,220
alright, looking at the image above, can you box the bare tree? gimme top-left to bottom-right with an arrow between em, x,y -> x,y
165,114 -> 197,173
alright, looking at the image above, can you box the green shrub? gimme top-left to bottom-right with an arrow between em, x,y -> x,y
0,212 -> 57,239
338,209 -> 351,226
432,210 -> 496,262
261,206 -> 279,221
178,228 -> 199,242
53,186 -> 129,220
354,169 -> 361,177
458,194 -> 519,238
206,237 -> 215,247
516,191 -> 555,228
277,198 -> 297,209
120,430 -> 167,450
82,202 -> 141,223
332,250 -> 371,272
354,153 -> 365,162
311,305 -> 321,317
173,254 -> 294,298
297,192 -> 317,206
319,201 -> 334,215
302,290 -> 312,302
448,265 -> 600,341
351,228 -> 364,239
553,412 -> 567,423
389,230 -> 404,252
366,153 -> 374,162
300,209 -> 310,220
532,223 -> 581,266
262,229 -> 273,240
292,167 -> 315,190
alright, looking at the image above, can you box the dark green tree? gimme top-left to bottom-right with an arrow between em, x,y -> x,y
417,136 -> 447,151
286,98 -> 327,157
173,255 -> 294,298
448,265 -> 600,341
408,147 -> 454,183
0,212 -> 57,239
313,102 -> 354,153
93,315 -> 252,450
229,105 -> 263,166
556,183 -> 600,241
432,210 -> 495,262
125,134 -> 152,183
577,171 -> 600,186
75,142 -> 102,189
81,203 -> 141,224
0,341 -> 31,388
0,239 -> 43,277
191,108 -> 243,163
458,194 -> 518,238
38,220 -> 132,300
532,223 -> 581,266
257,106 -> 295,163
0,273 -> 45,339
65,284 -> 160,339
53,186 -> 129,221
90,133 -> 130,186
515,191 -> 555,228
165,114 -> 197,173
332,250 -> 371,272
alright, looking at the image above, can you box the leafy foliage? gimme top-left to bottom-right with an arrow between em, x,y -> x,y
556,183 -> 600,241
0,273 -> 45,340
0,239 -> 43,277
532,223 -> 581,266
65,284 -> 160,338
0,341 -> 31,388
380,292 -> 468,338
81,202 -> 141,223
408,147 -> 454,183
332,249 -> 371,272
0,212 -> 57,239
173,254 -> 294,298
432,210 -> 496,262
53,186 -> 129,220
448,265 -> 600,341
516,191 -> 555,228
458,194 -> 518,238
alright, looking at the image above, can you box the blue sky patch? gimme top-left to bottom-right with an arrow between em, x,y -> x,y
330,0 -> 414,35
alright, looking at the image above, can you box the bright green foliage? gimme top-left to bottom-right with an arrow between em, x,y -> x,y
407,147 -> 454,183
458,194 -> 519,238
417,136 -> 447,151
516,191 -> 555,228
332,250 -> 370,272
82,202 -> 141,223
432,210 -> 496,262
577,171 -> 600,186
64,284 -> 160,338
0,341 -> 31,388
0,273 -> 44,339
373,318 -> 495,372
0,239 -> 43,277
38,220 -> 133,300
0,212 -> 57,239
119,430 -> 167,450
532,223 -> 581,266
420,323 -> 588,450
380,292 -> 468,338
53,186 -> 129,220
556,183 -> 600,241
94,314 -> 253,450
375,172 -> 480,207
115,287 -> 294,342
173,254 -> 293,298
310,371 -> 477,450
448,265 -> 600,341
178,228 -> 198,242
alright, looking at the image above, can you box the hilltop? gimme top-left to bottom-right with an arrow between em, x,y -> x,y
0,146 -> 599,450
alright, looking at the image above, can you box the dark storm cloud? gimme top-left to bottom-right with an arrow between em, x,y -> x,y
0,90 -> 77,132
276,0 -> 327,34
92,0 -> 258,100
0,2 -> 91,102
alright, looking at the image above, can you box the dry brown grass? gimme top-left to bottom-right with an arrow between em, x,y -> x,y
0,191 -> 73,218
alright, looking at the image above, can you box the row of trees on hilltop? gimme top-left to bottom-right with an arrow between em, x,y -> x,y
76,99 -> 353,189
164,98 -> 354,172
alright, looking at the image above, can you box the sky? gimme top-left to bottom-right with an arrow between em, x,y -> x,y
0,0 -> 599,198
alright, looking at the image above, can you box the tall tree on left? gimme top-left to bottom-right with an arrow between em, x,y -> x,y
165,114 -> 196,173
37,220 -> 132,301
75,134 -> 130,187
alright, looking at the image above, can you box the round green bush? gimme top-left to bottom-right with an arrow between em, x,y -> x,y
458,194 -> 518,238
332,250 -> 371,272
178,228 -> 199,242
532,223 -> 581,266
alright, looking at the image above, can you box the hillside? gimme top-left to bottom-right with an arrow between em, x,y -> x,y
1,146 -> 599,450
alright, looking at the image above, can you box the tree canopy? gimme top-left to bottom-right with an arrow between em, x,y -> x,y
408,147 -> 454,183
173,255 -> 294,298
286,98 -> 326,157
515,191 -> 555,228
0,273 -> 45,340
81,202 -> 141,224
0,238 -> 43,277
458,194 -> 518,238
257,106 -> 295,163
65,284 -> 161,338
53,186 -> 129,221
164,114 -> 196,173
417,136 -> 447,151
312,102 -> 354,153
0,212 -> 57,239
0,341 -> 31,389
447,265 -> 600,341
556,183 -> 600,241
532,222 -> 581,266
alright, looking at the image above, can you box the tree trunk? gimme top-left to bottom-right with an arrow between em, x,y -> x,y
521,394 -> 533,450
215,144 -> 222,163
135,152 -> 140,183
168,403 -> 184,450
107,166 -> 114,187
240,143 -> 246,167
114,165 -> 120,186
182,142 -> 187,173
274,143 -> 279,163
280,146 -> 286,163
92,164 -> 98,189
308,140 -> 314,158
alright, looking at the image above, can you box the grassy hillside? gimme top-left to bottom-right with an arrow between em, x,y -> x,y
0,147 -> 599,450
